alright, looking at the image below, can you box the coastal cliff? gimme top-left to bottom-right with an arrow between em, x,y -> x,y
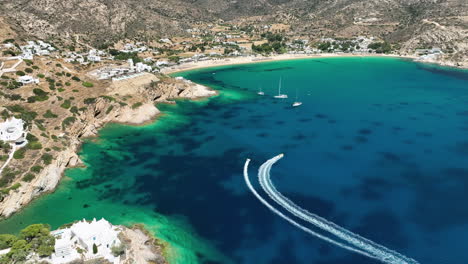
0,76 -> 215,218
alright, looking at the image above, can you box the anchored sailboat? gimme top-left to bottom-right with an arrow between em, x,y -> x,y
274,77 -> 288,99
258,86 -> 265,95
292,88 -> 302,107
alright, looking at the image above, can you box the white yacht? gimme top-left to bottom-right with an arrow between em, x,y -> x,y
274,77 -> 288,99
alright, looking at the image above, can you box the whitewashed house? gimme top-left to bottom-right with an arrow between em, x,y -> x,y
0,117 -> 26,143
50,218 -> 122,264
88,49 -> 102,62
156,60 -> 169,67
18,75 -> 39,85
135,62 -> 152,73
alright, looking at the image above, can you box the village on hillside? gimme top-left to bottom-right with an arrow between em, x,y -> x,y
0,21 -> 446,85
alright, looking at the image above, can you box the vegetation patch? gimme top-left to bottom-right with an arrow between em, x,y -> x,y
62,116 -> 76,129
41,153 -> 53,165
60,99 -> 71,109
0,224 -> 55,263
43,110 -> 58,118
131,102 -> 143,109
82,82 -> 94,88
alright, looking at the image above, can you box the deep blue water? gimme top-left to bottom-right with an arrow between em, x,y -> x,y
171,57 -> 468,264
1,57 -> 468,264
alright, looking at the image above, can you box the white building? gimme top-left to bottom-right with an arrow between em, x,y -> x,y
20,41 -> 56,58
135,62 -> 152,73
0,117 -> 26,143
18,75 -> 39,85
51,218 -> 121,264
156,60 -> 169,67
87,49 -> 102,62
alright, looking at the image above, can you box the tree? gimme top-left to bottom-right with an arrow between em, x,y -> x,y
0,234 -> 18,249
20,224 -> 50,242
92,243 -> 98,254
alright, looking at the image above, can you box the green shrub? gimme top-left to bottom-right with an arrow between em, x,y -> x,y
26,134 -> 38,142
10,183 -> 21,190
43,110 -> 58,118
60,99 -> 71,109
70,106 -> 79,114
71,76 -> 81,82
27,141 -> 42,150
83,97 -> 96,105
22,173 -> 35,182
13,149 -> 26,159
131,102 -> 143,109
100,95 -> 115,102
30,165 -> 43,173
106,105 -> 114,114
93,243 -> 98,254
15,71 -> 25,76
82,82 -> 94,88
62,116 -> 76,129
41,153 -> 53,165
32,88 -> 49,101
25,68 -> 33,73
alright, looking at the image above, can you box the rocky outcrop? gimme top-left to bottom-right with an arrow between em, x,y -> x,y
0,146 -> 81,217
0,77 -> 215,218
120,225 -> 168,264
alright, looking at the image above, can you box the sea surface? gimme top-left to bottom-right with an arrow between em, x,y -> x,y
1,57 -> 468,264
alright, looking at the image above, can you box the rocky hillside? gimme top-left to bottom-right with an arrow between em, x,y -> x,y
1,0 -> 466,43
0,0 -> 466,61
0,0 -> 217,45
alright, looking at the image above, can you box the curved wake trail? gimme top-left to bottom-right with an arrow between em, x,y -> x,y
243,159 -> 378,258
244,155 -> 419,264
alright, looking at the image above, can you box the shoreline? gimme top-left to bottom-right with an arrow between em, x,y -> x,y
163,53 -> 466,75
0,80 -> 216,219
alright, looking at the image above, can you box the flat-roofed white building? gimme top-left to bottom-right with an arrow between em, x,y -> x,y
18,75 -> 39,85
0,117 -> 26,143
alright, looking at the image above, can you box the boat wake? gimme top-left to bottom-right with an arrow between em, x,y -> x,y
243,154 -> 419,264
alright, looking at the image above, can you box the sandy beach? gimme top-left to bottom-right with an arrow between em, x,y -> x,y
162,53 -> 418,74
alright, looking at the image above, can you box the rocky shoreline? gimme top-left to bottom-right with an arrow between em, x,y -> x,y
0,76 -> 216,218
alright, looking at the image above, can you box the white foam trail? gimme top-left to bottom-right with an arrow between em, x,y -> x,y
256,154 -> 419,264
243,159 -> 378,258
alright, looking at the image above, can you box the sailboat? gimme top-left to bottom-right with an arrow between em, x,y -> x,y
257,86 -> 264,95
292,88 -> 302,107
274,77 -> 288,99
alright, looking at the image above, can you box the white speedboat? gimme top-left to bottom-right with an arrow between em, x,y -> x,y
274,77 -> 288,98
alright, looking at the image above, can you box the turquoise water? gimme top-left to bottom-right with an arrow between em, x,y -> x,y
1,57 -> 468,263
